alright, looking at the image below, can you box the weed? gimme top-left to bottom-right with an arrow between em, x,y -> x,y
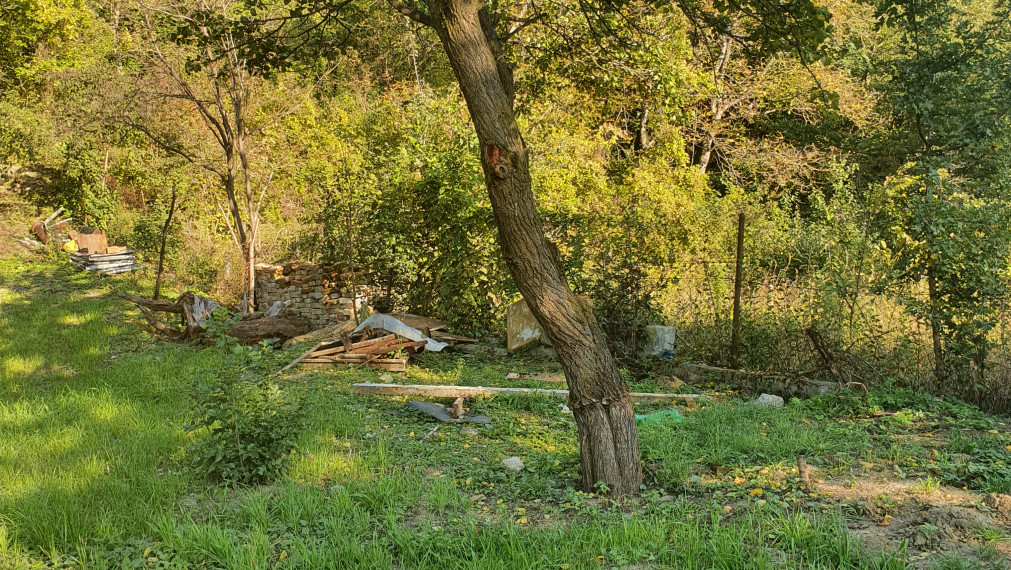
973,525 -> 1009,545
187,333 -> 304,485
911,476 -> 942,494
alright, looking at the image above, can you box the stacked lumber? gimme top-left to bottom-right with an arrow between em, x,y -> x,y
293,331 -> 428,371
70,246 -> 140,275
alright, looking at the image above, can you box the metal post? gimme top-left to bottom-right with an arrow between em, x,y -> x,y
729,212 -> 745,368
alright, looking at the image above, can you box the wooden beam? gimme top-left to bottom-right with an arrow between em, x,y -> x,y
349,383 -> 709,403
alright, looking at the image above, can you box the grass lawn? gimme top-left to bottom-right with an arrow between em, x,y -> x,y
2,255 -> 1010,569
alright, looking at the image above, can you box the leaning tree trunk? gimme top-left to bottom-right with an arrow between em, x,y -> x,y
425,0 -> 642,495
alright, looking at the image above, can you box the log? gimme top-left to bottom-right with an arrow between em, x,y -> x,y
229,313 -> 309,344
117,291 -> 185,314
281,319 -> 357,348
671,363 -> 839,398
349,383 -> 709,403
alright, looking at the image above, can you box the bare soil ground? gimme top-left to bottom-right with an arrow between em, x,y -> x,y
822,475 -> 1011,568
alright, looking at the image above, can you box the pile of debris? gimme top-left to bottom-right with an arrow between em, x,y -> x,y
297,333 -> 425,372
70,245 -> 140,275
11,207 -> 72,250
12,208 -> 141,276
67,227 -> 140,275
284,312 -> 477,372
117,291 -> 309,344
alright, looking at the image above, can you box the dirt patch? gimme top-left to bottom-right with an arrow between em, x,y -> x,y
850,505 -> 1008,568
820,476 -> 980,511
821,476 -> 1010,567
985,493 -> 1011,523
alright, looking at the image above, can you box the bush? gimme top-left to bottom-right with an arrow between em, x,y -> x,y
187,331 -> 303,485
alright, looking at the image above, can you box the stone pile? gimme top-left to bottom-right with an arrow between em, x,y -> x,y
254,262 -> 369,329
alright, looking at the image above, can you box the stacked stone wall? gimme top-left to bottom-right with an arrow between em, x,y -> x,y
254,262 -> 368,329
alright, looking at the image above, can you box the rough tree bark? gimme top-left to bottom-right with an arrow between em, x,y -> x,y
391,0 -> 642,494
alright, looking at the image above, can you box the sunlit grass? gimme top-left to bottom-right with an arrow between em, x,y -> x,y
6,257 -> 1007,568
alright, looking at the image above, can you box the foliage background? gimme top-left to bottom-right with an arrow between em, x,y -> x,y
1,0 -> 1009,405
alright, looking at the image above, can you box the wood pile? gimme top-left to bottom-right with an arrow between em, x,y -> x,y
70,246 -> 141,275
280,313 -> 476,372
116,291 -> 309,344
11,207 -> 73,250
292,331 -> 430,372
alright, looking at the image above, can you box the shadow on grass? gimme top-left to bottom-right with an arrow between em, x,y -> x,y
0,260 -> 214,552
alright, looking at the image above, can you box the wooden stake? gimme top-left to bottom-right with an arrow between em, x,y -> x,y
451,397 -> 465,419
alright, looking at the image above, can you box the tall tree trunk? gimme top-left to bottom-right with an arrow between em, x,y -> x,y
153,186 -> 178,300
423,0 -> 642,495
926,265 -> 946,385
244,238 -> 256,313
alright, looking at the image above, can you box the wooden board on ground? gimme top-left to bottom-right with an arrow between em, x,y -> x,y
387,312 -> 447,332
506,372 -> 566,383
430,330 -> 479,344
349,382 -> 709,403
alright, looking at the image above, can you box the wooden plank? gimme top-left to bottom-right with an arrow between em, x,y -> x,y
430,330 -> 479,344
349,383 -> 710,403
370,358 -> 407,372
352,339 -> 426,356
387,312 -> 447,332
302,354 -> 369,363
349,334 -> 397,350
278,342 -> 324,373
309,345 -> 348,357
506,372 -> 566,383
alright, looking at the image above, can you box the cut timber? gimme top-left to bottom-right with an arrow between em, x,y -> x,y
229,313 -> 309,344
351,341 -> 426,353
304,354 -> 369,363
278,342 -> 324,373
350,383 -> 708,403
371,358 -> 407,372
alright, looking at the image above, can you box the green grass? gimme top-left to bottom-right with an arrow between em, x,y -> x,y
0,259 -> 220,557
3,256 -> 1010,568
